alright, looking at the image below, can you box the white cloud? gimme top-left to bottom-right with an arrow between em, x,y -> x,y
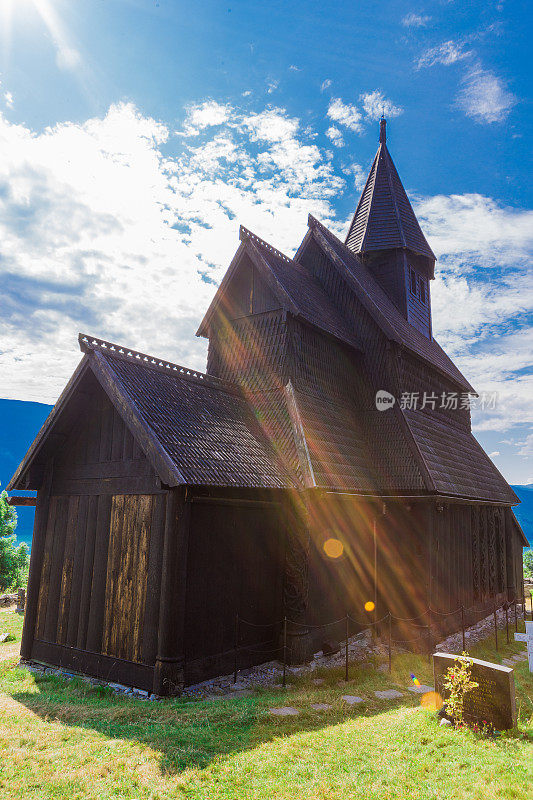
289,65 -> 300,71
180,100 -> 231,135
0,101 -> 343,402
417,40 -> 472,69
402,12 -> 431,28
342,163 -> 367,191
489,451 -> 500,458
327,98 -> 364,134
320,79 -> 332,92
267,80 -> 279,94
325,126 -> 344,148
457,66 -> 516,123
4,91 -> 13,109
360,90 -> 403,120
414,192 -> 533,433
518,436 -> 533,457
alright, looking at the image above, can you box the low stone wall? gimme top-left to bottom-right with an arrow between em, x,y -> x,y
0,594 -> 17,608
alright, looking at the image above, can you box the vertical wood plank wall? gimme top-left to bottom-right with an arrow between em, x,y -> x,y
31,388 -> 166,670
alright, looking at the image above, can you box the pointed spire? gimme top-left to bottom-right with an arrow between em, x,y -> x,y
344,120 -> 435,261
379,115 -> 386,144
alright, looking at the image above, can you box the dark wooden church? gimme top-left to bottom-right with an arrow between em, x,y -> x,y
9,119 -> 527,694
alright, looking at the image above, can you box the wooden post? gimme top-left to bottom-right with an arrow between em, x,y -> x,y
20,461 -> 53,661
426,625 -> 431,664
282,616 -> 287,688
505,603 -> 509,644
233,613 -> 239,684
153,489 -> 191,696
345,613 -> 349,682
461,605 -> 465,652
514,596 -> 518,633
388,613 -> 392,673
493,606 -> 498,651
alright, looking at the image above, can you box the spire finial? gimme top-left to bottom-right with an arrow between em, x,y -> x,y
379,115 -> 386,144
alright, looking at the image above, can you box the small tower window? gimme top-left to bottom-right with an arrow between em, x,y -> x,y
419,277 -> 426,305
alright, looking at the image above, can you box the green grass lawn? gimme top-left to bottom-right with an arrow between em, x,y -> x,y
0,608 -> 532,800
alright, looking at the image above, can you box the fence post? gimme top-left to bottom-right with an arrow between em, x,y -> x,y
345,613 -> 349,682
493,605 -> 498,651
523,584 -> 527,623
282,616 -> 287,688
514,596 -> 518,633
530,592 -> 533,622
461,604 -> 465,652
505,602 -> 509,644
388,613 -> 392,673
426,625 -> 431,664
233,612 -> 239,684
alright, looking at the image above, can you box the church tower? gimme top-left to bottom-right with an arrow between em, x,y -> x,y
345,118 -> 435,338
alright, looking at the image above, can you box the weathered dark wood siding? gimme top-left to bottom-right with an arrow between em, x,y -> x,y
31,389 -> 166,680
183,499 -> 285,683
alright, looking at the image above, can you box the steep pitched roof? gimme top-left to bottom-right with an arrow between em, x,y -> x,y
197,227 -> 360,350
345,121 -> 435,261
402,408 -> 519,504
305,217 -> 474,393
8,335 -> 297,491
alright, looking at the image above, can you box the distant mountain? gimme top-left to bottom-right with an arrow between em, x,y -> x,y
511,485 -> 533,549
1,398 -> 531,551
0,398 -> 52,549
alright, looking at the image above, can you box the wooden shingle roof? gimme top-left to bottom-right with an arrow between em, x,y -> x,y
345,120 -> 435,261
197,227 -> 361,351
87,339 -> 296,489
402,408 -> 519,504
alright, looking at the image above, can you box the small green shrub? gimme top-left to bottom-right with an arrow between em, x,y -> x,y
442,653 -> 478,728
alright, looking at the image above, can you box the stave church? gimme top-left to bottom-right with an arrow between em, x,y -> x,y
9,119 -> 527,694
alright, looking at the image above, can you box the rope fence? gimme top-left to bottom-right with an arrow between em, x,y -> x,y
232,585 -> 532,687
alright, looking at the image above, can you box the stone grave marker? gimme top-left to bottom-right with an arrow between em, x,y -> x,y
433,652 -> 516,730
514,621 -> 533,672
16,588 -> 25,614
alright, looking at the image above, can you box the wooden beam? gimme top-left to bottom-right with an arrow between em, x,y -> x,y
8,496 -> 36,507
153,488 -> 191,696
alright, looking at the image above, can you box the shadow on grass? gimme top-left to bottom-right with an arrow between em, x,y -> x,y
8,661 -> 421,775
6,632 -> 533,775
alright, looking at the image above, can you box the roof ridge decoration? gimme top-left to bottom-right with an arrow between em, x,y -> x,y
239,225 -> 293,264
78,334 -> 232,390
344,122 -> 436,261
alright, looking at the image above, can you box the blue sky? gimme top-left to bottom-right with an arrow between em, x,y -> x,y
0,0 -> 531,483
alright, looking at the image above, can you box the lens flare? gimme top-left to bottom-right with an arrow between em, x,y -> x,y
410,672 -> 421,687
364,601 -> 375,612
323,538 -> 344,559
420,691 -> 444,712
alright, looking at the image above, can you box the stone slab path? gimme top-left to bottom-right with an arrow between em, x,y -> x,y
374,689 -> 404,700
269,706 -> 300,716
